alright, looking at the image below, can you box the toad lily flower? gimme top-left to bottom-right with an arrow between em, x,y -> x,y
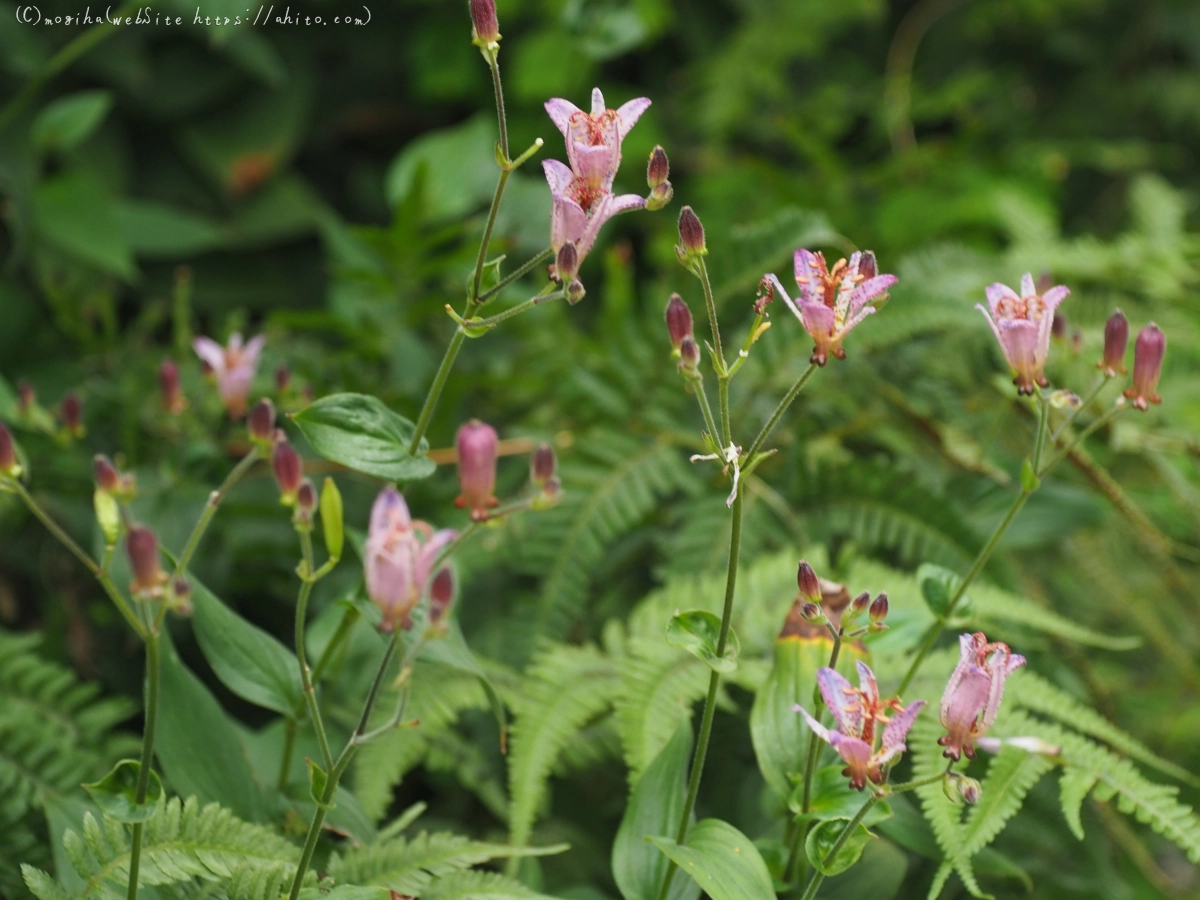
543,88 -> 650,278
192,332 -> 265,418
365,487 -> 457,633
938,632 -> 1026,761
765,249 -> 897,366
977,274 -> 1069,395
795,662 -> 926,790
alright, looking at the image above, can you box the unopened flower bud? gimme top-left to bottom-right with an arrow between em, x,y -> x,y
556,242 -> 579,283
531,443 -> 556,487
566,277 -> 586,305
18,380 -> 35,415
797,560 -> 821,602
647,146 -> 669,188
296,478 -> 317,514
1124,323 -> 1165,411
429,567 -> 455,627
272,440 -> 303,504
959,777 -> 982,805
248,398 -> 276,446
869,592 -> 889,623
275,364 -> 291,393
61,392 -> 83,436
858,251 -> 878,281
94,455 -> 120,493
850,590 -> 871,616
677,207 -> 707,258
127,525 -> 166,597
0,424 -> 17,477
665,294 -> 693,350
469,0 -> 500,47
1099,309 -> 1129,377
159,360 -> 186,414
171,577 -> 192,613
800,601 -> 825,624
645,181 -> 674,212
456,420 -> 499,520
678,336 -> 700,372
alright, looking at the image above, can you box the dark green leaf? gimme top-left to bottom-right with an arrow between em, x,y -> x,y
32,90 -> 113,151
918,563 -> 967,618
307,758 -> 330,808
649,819 -> 775,900
665,610 -> 739,674
82,760 -> 162,823
805,817 -> 874,876
419,621 -> 507,748
292,393 -> 436,481
791,766 -> 893,826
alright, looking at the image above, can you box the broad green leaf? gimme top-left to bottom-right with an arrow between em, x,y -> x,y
33,171 -> 137,280
918,563 -> 967,618
805,817 -> 874,876
115,200 -> 224,257
385,114 -> 500,220
419,620 -> 507,746
307,758 -> 330,808
293,393 -> 436,482
191,577 -> 303,715
82,760 -> 162,823
665,610 -> 738,674
791,766 -> 893,827
820,838 -> 908,900
32,90 -> 112,151
649,819 -> 775,900
612,722 -> 700,900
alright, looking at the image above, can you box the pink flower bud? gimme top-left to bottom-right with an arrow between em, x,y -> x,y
1098,309 -> 1128,377
858,251 -> 878,281
1124,323 -> 1165,411
159,360 -> 186,414
531,443 -> 556,487
429,567 -> 455,626
94,455 -> 120,493
797,560 -> 821,602
18,380 -> 34,415
469,0 -> 500,46
248,398 -> 276,444
0,424 -> 16,476
665,294 -> 693,350
455,420 -> 499,520
677,207 -> 706,257
556,242 -> 579,282
126,525 -> 165,597
850,591 -> 871,615
272,440 -> 303,503
1051,310 -> 1067,340
678,336 -> 700,372
647,146 -> 669,188
869,592 -> 888,622
275,364 -> 291,393
61,392 -> 83,435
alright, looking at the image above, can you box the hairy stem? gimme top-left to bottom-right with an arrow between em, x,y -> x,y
797,793 -> 880,900
691,377 -> 721,447
478,248 -> 554,303
1041,404 -> 1122,475
172,450 -> 259,582
470,282 -> 561,329
125,634 -> 160,900
695,258 -> 725,374
296,531 -> 334,771
744,363 -> 818,463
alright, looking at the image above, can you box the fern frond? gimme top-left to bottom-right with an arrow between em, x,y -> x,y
1057,768 -> 1096,841
707,207 -> 842,305
506,643 -> 618,850
0,768 -> 45,898
224,861 -> 293,900
419,869 -> 560,900
969,585 -> 1141,652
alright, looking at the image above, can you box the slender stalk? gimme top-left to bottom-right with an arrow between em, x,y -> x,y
1032,389 -> 1051,473
655,493 -> 744,900
887,770 -> 952,794
478,248 -> 554,302
409,325 -> 471,455
797,794 -> 880,900
469,283 -> 561,329
691,377 -> 720,446
277,718 -> 298,791
296,532 -> 334,771
695,258 -> 725,373
125,634 -> 160,900
1051,374 -> 1109,443
171,450 -> 258,581
1041,404 -> 1122,475
486,51 -> 509,162
744,363 -> 818,463
310,606 -> 361,686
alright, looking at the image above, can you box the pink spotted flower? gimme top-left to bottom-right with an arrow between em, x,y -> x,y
794,662 -> 926,790
765,250 -> 897,366
364,487 -> 456,633
977,274 -> 1069,395
192,333 -> 265,418
938,632 -> 1026,761
543,88 -> 651,279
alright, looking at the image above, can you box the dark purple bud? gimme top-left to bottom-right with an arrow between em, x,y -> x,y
678,336 -> 700,372
94,455 -> 120,493
531,443 -> 556,487
850,590 -> 871,615
800,601 -> 824,623
1125,323 -> 1165,411
566,277 -> 586,305
677,207 -> 706,256
647,146 -> 669,188
248,398 -> 276,444
469,0 -> 500,45
1099,309 -> 1128,377
665,293 -> 693,350
61,392 -> 83,434
159,360 -> 185,413
272,440 -> 303,501
18,380 -> 34,414
556,242 -> 579,282
959,777 -> 982,804
858,251 -> 878,281
869,592 -> 889,623
0,423 -> 16,475
126,525 -> 164,597
275,364 -> 291,393
296,478 -> 317,514
797,560 -> 821,602
429,567 -> 455,625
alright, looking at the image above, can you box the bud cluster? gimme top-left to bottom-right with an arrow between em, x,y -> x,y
645,146 -> 673,211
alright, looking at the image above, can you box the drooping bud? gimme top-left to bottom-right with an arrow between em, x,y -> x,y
869,592 -> 889,623
858,251 -> 878,281
275,364 -> 291,393
1124,323 -> 1165,411
555,242 -> 579,283
676,207 -> 707,259
272,440 -> 303,504
647,146 -> 669,188
455,420 -> 499,520
126,525 -> 166,598
429,567 -> 455,629
665,294 -> 693,350
159,360 -> 186,414
171,577 -> 192,615
248,398 -> 276,446
958,777 -> 982,805
850,590 -> 871,616
0,424 -> 17,477
1098,309 -> 1129,377
678,337 -> 700,373
797,560 -> 821,602
469,0 -> 500,48
943,773 -> 962,805
531,443 -> 556,487
61,392 -> 83,437
294,478 -> 317,529
18,380 -> 35,415
566,277 -> 586,305
94,455 -> 120,493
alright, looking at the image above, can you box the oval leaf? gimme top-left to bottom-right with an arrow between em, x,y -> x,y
292,393 -> 436,482
805,817 -> 874,876
82,759 -> 162,823
917,563 -> 967,618
649,818 -> 775,900
33,90 -> 113,151
790,765 -> 893,825
665,610 -> 739,674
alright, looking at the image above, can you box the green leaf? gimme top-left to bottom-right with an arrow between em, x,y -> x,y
805,818 -> 874,876
32,90 -> 113,151
418,621 -> 507,748
82,760 -> 162,823
93,490 -> 120,545
917,563 -> 967,618
792,766 -> 893,826
649,819 -> 775,900
384,115 -> 501,220
33,171 -> 137,280
115,199 -> 224,257
190,578 -> 303,715
321,476 -> 345,560
293,393 -> 436,482
819,839 -> 907,900
612,722 -> 700,900
1058,768 -> 1096,840
307,759 -> 330,808
665,610 -> 739,674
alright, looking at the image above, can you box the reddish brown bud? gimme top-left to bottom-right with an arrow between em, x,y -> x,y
677,207 -> 706,256
850,590 -> 871,615
647,146 -> 669,189
800,601 -> 824,623
61,392 -> 83,435
678,336 -> 700,372
858,251 -> 878,281
296,478 -> 317,514
665,294 -> 693,350
275,364 -> 291,393
469,0 -> 500,46
556,242 -> 579,282
248,398 -> 276,444
797,560 -> 821,602
1125,323 -> 1165,411
272,440 -> 303,502
17,380 -> 34,415
429,567 -> 455,625
531,443 -> 556,487
959,777 -> 982,804
869,592 -> 889,623
0,423 -> 16,475
1099,309 -> 1128,377
94,455 -> 120,492
754,278 -> 775,315
126,525 -> 165,597
159,360 -> 185,413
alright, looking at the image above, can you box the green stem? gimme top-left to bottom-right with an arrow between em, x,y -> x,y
797,794 -> 880,900
1040,404 -> 1122,475
744,363 -> 819,463
486,49 -> 509,163
655,492 -> 744,900
695,257 -> 725,375
125,633 -> 160,900
296,532 -> 334,771
469,283 -> 561,329
478,248 -> 554,303
310,606 -> 361,686
409,323 -> 470,456
172,451 -> 258,582
1032,389 -> 1051,473
277,718 -> 298,791
1051,374 -> 1109,443
887,770 -> 951,794
690,377 -> 721,446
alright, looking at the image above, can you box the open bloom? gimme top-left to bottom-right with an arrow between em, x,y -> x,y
364,487 -> 456,632
543,88 -> 650,277
977,274 -> 1069,395
795,662 -> 925,790
938,632 -> 1026,761
765,250 -> 897,366
192,333 -> 265,418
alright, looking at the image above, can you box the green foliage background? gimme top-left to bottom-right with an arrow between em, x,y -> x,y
2,0 -> 1200,898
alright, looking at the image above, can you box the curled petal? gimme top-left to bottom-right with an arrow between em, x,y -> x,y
615,97 -> 652,138
544,98 -> 581,136
1020,273 -> 1036,298
796,705 -> 836,745
193,337 -> 226,373
543,159 -> 575,194
1042,285 -> 1070,309
979,647 -> 1025,732
242,334 -> 266,366
881,699 -> 926,756
574,193 -> 645,261
941,633 -> 985,724
415,528 -> 458,591
846,274 -> 898,316
817,667 -> 863,738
